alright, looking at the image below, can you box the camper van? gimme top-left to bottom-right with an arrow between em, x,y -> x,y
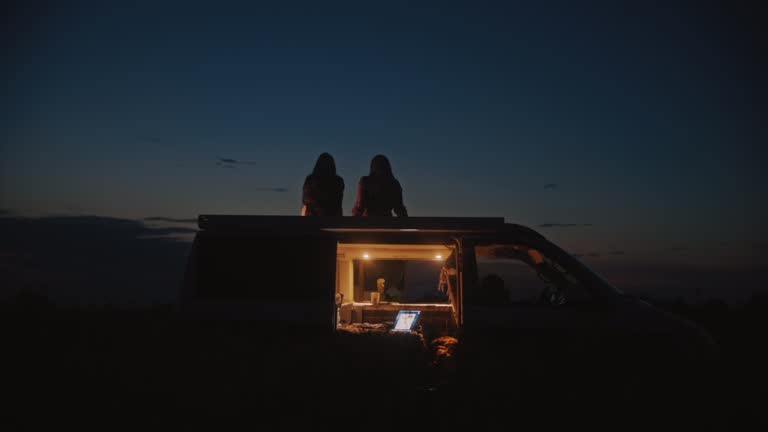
182,215 -> 610,329
182,215 -> 715,410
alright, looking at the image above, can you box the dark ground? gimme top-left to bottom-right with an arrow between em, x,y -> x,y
3,295 -> 767,429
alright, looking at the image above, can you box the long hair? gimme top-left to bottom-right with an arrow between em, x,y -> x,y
369,154 -> 393,177
312,152 -> 337,177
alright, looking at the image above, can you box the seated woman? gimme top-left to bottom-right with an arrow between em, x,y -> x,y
302,153 -> 344,216
352,155 -> 408,217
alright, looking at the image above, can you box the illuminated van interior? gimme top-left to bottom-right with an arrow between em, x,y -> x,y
335,243 -> 458,333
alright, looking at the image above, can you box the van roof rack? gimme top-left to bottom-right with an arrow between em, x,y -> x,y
197,215 -> 507,232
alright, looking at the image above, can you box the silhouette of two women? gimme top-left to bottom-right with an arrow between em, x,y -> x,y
302,153 -> 407,217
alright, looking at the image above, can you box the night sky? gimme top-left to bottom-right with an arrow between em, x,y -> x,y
2,0 -> 766,304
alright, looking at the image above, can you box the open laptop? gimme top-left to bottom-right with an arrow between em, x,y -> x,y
392,310 -> 421,332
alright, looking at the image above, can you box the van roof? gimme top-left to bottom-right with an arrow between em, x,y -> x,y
197,215 -> 544,240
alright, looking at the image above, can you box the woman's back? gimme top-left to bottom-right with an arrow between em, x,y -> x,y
303,174 -> 344,216
352,155 -> 407,217
302,153 -> 344,216
353,175 -> 405,216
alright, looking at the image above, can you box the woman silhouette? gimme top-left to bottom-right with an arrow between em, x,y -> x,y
352,155 -> 408,217
302,153 -> 344,216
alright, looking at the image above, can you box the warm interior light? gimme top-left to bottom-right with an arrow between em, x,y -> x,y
435,254 -> 443,260
362,253 -> 370,259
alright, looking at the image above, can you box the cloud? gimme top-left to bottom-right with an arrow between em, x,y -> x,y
217,157 -> 258,165
174,158 -> 260,168
543,183 -> 558,190
0,215 -> 195,306
538,223 -> 593,228
253,187 -> 288,193
136,226 -> 197,235
144,217 -> 198,223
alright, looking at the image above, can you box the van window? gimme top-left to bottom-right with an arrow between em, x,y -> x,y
472,243 -> 590,306
355,259 -> 448,303
336,243 -> 456,330
336,243 -> 454,305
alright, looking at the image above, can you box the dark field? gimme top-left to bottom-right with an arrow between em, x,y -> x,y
3,297 -> 767,429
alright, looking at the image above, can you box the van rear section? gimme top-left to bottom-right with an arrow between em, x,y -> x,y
182,229 -> 338,332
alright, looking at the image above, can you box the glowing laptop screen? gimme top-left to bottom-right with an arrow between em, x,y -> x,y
393,310 -> 421,332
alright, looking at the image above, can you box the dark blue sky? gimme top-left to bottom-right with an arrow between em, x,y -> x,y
2,0 -> 766,303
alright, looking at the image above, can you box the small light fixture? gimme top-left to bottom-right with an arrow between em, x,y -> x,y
435,254 -> 443,260
362,253 -> 370,259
